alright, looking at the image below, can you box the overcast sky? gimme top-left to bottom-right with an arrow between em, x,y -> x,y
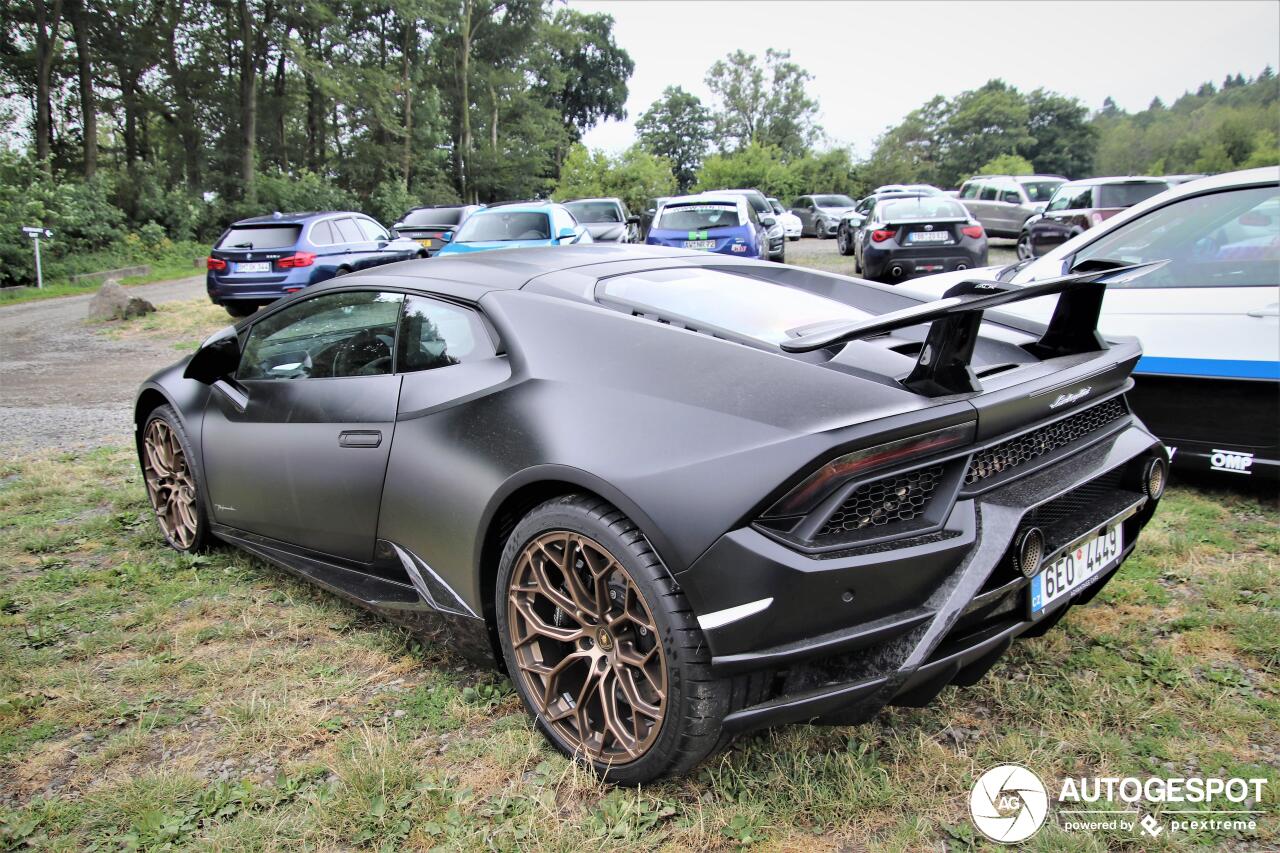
571,0 -> 1280,157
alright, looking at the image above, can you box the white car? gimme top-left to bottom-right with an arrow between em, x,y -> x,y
901,167 -> 1279,481
767,197 -> 802,241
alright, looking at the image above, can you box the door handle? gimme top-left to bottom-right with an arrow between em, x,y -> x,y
338,430 -> 382,448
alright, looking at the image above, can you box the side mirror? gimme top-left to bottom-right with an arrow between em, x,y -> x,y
558,226 -> 577,242
645,208 -> 655,215
761,216 -> 777,227
439,231 -> 453,243
627,215 -> 640,225
184,325 -> 241,384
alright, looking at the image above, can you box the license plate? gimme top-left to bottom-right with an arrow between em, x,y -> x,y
683,240 -> 715,250
1029,523 -> 1123,615
235,261 -> 271,273
417,239 -> 434,248
908,231 -> 950,242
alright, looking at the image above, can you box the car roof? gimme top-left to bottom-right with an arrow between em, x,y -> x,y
964,175 -> 1064,183
231,211 -> 365,226
564,198 -> 623,205
405,204 -> 478,211
1058,176 -> 1168,188
469,201 -> 560,214
303,244 -> 706,303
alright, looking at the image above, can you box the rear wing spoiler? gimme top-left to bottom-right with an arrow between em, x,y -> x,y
780,260 -> 1164,397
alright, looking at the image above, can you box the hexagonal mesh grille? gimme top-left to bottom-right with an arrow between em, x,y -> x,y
814,465 -> 944,541
965,398 -> 1126,486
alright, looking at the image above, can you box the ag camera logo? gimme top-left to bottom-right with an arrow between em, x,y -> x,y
970,764 -> 1049,844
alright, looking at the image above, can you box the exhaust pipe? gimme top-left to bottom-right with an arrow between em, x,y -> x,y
890,265 -> 903,278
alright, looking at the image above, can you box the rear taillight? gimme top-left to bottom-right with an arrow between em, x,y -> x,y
206,257 -> 227,271
276,252 -> 316,269
961,225 -> 984,239
870,228 -> 897,243
761,422 -> 975,518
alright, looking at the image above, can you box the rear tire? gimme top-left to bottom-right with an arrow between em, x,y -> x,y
495,495 -> 736,785
224,303 -> 259,318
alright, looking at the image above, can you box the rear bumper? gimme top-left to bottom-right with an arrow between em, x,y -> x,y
864,245 -> 987,280
207,269 -> 317,304
676,419 -> 1164,732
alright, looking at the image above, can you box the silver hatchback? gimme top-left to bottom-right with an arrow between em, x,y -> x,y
955,175 -> 1065,237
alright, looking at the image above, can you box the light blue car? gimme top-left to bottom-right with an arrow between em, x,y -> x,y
434,201 -> 593,255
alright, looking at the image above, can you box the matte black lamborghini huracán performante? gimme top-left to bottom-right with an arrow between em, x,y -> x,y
135,244 -> 1169,783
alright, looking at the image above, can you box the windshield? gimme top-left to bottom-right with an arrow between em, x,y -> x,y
813,194 -> 857,209
453,211 -> 550,242
598,268 -> 870,346
564,201 -> 623,223
768,199 -> 784,214
401,207 -> 465,227
217,225 -> 300,250
879,197 -> 968,220
1018,181 -> 1063,203
655,204 -> 743,230
1074,185 -> 1280,287
1097,183 -> 1169,209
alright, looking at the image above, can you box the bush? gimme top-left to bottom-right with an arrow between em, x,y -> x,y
369,178 -> 418,227
976,153 -> 1036,176
554,144 -> 676,212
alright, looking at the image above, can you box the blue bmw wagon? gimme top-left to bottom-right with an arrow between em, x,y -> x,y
206,212 -> 425,317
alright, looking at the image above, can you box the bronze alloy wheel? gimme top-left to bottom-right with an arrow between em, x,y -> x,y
507,531 -> 667,765
142,417 -> 199,549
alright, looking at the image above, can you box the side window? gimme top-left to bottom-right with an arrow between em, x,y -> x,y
332,217 -> 365,244
1046,187 -> 1074,212
959,182 -> 977,200
1000,183 -> 1023,204
1074,186 -> 1280,288
357,218 -> 389,241
310,221 -> 335,246
1071,187 -> 1094,209
979,183 -> 998,201
237,291 -> 404,380
397,295 -> 496,373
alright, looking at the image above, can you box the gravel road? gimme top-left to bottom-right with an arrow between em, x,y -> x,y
0,276 -> 206,455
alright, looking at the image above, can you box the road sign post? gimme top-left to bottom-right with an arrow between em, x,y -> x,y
21,226 -> 53,289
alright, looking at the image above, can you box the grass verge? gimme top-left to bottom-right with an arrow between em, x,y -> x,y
0,445 -> 1275,850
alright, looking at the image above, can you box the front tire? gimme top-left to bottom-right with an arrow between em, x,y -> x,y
495,495 -> 733,784
837,225 -> 855,256
1016,232 -> 1034,260
140,405 -> 211,552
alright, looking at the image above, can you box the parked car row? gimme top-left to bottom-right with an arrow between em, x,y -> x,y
903,166 -> 1279,481
206,196 -> 644,318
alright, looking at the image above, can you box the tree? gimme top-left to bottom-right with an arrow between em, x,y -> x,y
540,8 -> 633,144
635,86 -> 712,192
1023,89 -> 1096,178
704,48 -> 820,157
553,144 -> 674,212
977,153 -> 1035,175
936,80 -> 1034,185
31,0 -> 65,169
694,143 -> 793,198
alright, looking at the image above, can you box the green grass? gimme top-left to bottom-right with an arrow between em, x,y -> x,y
0,244 -> 205,306
1,443 -> 1275,850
